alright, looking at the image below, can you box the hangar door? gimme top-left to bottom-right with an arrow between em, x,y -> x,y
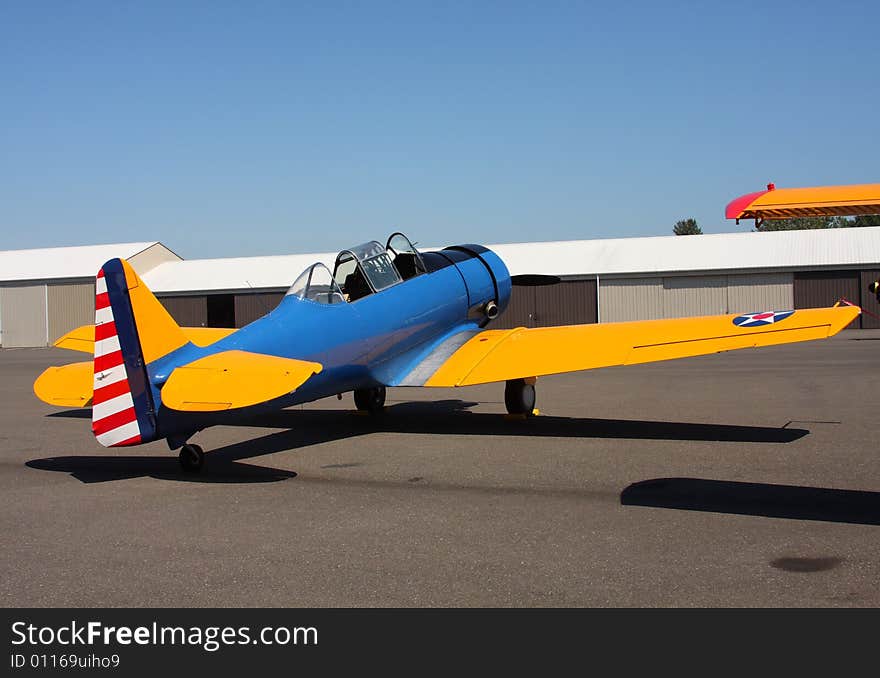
159,296 -> 208,327
794,271 -> 860,329
0,285 -> 47,347
495,280 -> 597,329
234,292 -> 284,327
598,278 -> 663,322
662,275 -> 727,317
47,282 -> 95,344
726,273 -> 793,314
160,293 -> 285,329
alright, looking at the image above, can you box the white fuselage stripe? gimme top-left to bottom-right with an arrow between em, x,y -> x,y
95,276 -> 107,296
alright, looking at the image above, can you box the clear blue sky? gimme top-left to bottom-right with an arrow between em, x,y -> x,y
2,1 -> 878,258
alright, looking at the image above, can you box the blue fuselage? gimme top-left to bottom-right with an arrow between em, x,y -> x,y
148,246 -> 511,439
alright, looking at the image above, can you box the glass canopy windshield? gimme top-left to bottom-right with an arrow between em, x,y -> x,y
333,240 -> 402,301
386,232 -> 426,280
286,263 -> 345,304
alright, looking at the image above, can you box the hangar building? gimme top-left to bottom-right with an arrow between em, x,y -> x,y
138,227 -> 880,332
0,242 -> 180,347
2,227 -> 879,347
491,227 -> 880,330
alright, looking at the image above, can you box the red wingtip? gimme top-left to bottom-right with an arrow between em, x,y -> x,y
725,189 -> 770,220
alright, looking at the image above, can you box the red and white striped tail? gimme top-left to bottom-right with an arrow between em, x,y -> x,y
91,269 -> 143,447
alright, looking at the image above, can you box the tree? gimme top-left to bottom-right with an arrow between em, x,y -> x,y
673,218 -> 702,235
755,215 -> 880,231
755,216 -> 837,231
850,214 -> 880,227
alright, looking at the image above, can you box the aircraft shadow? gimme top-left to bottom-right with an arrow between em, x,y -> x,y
25,456 -> 297,484
238,400 -> 808,444
621,477 -> 880,526
33,399 -> 807,484
47,409 -> 91,419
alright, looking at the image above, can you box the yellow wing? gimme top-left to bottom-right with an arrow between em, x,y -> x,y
161,350 -> 322,412
53,324 -> 237,353
33,361 -> 93,407
34,350 -> 321,411
422,306 -> 860,387
52,325 -> 98,353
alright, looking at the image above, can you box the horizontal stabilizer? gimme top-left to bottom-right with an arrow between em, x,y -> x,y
161,350 -> 322,412
53,325 -> 96,353
54,324 -> 237,353
33,361 -> 93,407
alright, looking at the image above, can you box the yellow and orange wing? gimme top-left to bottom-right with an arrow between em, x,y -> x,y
418,306 -> 859,387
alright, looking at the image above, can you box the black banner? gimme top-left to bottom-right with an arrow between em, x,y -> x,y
1,608 -> 875,673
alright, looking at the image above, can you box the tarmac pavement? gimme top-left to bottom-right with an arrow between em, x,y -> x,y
2,331 -> 879,607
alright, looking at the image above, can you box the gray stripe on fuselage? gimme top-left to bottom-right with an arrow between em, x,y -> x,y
398,330 -> 482,386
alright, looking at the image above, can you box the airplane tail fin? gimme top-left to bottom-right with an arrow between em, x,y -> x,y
91,258 -> 189,447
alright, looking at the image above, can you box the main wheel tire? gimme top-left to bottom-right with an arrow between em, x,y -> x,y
354,386 -> 386,414
179,444 -> 205,473
504,379 -> 536,416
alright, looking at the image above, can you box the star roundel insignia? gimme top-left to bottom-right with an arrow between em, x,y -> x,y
732,310 -> 795,327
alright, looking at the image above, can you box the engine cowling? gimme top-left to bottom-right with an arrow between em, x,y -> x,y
437,244 -> 511,325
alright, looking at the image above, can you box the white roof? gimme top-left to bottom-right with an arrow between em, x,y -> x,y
7,228 -> 878,292
490,226 -> 880,277
142,226 -> 880,293
0,242 -> 162,283
142,252 -> 338,293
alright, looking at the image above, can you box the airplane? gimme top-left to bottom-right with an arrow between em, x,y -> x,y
34,232 -> 860,472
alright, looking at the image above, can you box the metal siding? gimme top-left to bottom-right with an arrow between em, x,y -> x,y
860,270 -> 880,329
599,278 -> 664,322
494,286 -> 535,329
533,280 -> 597,326
794,271 -> 860,329
47,282 -> 95,343
493,281 -> 597,329
662,275 -> 727,317
234,292 -> 285,328
0,284 -> 47,347
157,296 -> 207,327
726,273 -> 793,314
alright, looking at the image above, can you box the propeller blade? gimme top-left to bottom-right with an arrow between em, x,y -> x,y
510,274 -> 561,287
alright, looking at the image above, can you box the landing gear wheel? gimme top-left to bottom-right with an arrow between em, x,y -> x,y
179,444 -> 205,473
504,378 -> 536,416
354,386 -> 386,414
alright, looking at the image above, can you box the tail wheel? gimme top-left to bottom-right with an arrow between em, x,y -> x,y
179,444 -> 205,473
354,386 -> 386,414
504,378 -> 536,416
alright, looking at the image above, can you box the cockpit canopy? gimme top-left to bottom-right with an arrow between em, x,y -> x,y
334,241 -> 400,302
286,263 -> 345,304
287,232 -> 426,304
386,232 -> 427,280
